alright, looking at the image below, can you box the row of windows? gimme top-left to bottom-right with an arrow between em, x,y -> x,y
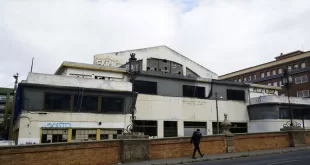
134,80 -> 246,101
297,90 -> 310,98
232,62 -> 307,82
44,94 -> 124,113
266,75 -> 308,87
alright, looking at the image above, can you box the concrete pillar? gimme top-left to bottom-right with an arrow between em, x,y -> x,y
142,58 -> 147,71
207,121 -> 213,135
177,120 -> 184,137
157,120 -> 164,138
182,65 -> 186,76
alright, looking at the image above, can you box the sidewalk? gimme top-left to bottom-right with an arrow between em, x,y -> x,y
117,146 -> 310,165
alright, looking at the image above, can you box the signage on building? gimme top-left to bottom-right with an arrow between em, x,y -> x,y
249,87 -> 276,94
93,55 -> 125,67
39,122 -> 125,129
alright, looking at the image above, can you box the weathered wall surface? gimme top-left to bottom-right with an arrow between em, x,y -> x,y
233,132 -> 290,152
1,131 -> 308,165
0,140 -> 120,165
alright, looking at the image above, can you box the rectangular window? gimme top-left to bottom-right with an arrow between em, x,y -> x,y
253,75 -> 256,80
294,64 -> 299,69
278,68 -> 283,74
72,129 -> 96,141
297,90 -> 309,98
238,79 -> 241,82
279,108 -> 289,119
226,89 -> 245,101
266,71 -> 270,77
44,93 -> 71,110
100,130 -> 122,140
295,75 -> 308,84
134,120 -> 157,137
134,80 -> 157,94
243,77 -> 247,82
74,95 -> 98,112
279,81 -> 282,87
273,82 -> 277,86
261,73 -> 265,78
184,122 -> 207,136
288,66 -> 292,71
248,76 -> 251,81
183,85 -> 205,98
301,62 -> 306,68
272,70 -> 276,75
41,129 -> 68,143
164,121 -> 177,137
267,83 -> 271,86
102,97 -> 124,113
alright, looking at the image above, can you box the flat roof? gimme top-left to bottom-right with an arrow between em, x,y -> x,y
54,61 -> 126,75
219,51 -> 310,79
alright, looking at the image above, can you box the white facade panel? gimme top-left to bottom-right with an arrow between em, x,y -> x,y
26,72 -> 132,91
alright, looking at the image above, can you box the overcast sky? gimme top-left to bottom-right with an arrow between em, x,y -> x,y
1,0 -> 310,87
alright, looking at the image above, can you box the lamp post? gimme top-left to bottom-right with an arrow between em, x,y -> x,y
280,69 -> 294,127
126,53 -> 140,133
215,92 -> 223,134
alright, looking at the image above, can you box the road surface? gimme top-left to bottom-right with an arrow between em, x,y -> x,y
188,150 -> 310,165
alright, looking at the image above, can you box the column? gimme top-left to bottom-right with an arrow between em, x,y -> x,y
96,129 -> 100,140
177,120 -> 184,137
142,58 -> 147,71
157,120 -> 164,138
67,128 -> 72,142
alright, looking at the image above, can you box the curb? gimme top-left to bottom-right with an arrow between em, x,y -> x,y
151,147 -> 310,165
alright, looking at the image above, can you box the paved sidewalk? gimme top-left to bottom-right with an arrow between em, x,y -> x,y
116,146 -> 310,165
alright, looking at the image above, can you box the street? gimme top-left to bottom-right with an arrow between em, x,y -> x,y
187,150 -> 310,165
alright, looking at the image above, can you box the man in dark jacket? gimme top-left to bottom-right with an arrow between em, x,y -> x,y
190,129 -> 204,159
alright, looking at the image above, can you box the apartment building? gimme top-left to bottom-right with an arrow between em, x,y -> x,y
219,50 -> 310,98
0,87 -> 14,140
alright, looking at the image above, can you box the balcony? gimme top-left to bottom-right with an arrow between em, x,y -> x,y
250,95 -> 310,106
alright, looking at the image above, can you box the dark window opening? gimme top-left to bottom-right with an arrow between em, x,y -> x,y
102,97 -> 124,113
183,85 -> 205,98
134,120 -> 157,137
212,122 -> 247,134
45,93 -> 71,110
164,121 -> 177,137
184,122 -> 207,136
134,80 -> 157,95
163,59 -> 167,63
41,129 -> 68,143
279,108 -> 290,119
227,89 -> 245,101
74,95 -> 98,112
147,67 -> 150,71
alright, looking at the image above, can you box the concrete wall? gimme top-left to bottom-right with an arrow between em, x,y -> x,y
248,119 -> 310,133
136,94 -> 249,136
0,132 -> 296,165
94,46 -> 218,79
15,111 -> 131,145
65,68 -> 126,81
26,72 -> 132,91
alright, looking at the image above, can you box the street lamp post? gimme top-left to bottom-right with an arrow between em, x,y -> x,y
215,92 -> 223,134
126,53 -> 140,133
280,69 -> 294,127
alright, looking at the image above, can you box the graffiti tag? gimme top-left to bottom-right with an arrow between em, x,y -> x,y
44,122 -> 72,128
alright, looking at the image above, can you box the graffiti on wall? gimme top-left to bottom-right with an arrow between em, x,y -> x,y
43,122 -> 72,128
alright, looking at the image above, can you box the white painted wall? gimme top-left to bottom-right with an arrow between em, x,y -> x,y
15,111 -> 131,144
26,72 -> 132,91
65,68 -> 126,81
94,46 -> 218,79
135,94 -> 248,136
248,119 -> 310,133
250,95 -> 310,105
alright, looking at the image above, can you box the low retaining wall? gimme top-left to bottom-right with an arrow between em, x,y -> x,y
0,131 -> 308,165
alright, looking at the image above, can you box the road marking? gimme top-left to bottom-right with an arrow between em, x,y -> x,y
266,160 -> 300,165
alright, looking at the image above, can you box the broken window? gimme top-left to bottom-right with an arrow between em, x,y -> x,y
74,95 -> 98,112
134,80 -> 157,95
134,120 -> 157,137
101,97 -> 124,113
44,93 -> 71,110
164,121 -> 177,137
226,89 -> 245,101
183,85 -> 205,98
72,129 -> 96,141
184,122 -> 207,136
41,129 -> 68,143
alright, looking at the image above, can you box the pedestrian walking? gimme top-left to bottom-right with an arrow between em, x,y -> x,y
190,129 -> 204,159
